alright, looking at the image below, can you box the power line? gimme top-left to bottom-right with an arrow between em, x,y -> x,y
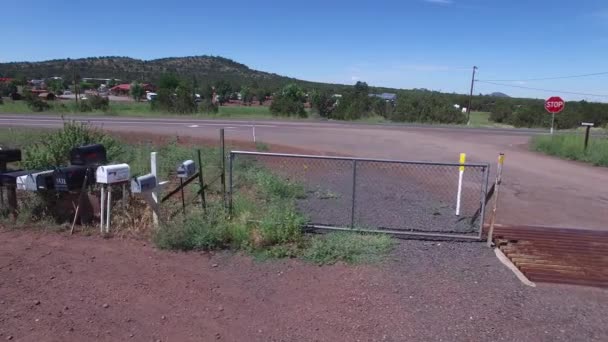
478,71 -> 608,82
476,80 -> 608,98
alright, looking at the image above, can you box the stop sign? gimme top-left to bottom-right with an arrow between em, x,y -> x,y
545,96 -> 565,114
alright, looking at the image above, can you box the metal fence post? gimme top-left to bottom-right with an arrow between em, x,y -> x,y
220,128 -> 226,207
350,159 -> 357,229
228,152 -> 234,215
197,149 -> 207,213
478,164 -> 491,240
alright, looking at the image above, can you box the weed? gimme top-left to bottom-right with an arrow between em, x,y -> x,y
255,142 -> 270,152
531,134 -> 608,166
303,232 -> 394,265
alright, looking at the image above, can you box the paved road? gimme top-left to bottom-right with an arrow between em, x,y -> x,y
1,114 -> 607,230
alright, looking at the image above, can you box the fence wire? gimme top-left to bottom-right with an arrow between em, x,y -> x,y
230,152 -> 489,239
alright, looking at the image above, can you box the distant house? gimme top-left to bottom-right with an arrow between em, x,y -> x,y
29,79 -> 46,90
0,77 -> 13,83
369,93 -> 397,102
110,83 -> 155,96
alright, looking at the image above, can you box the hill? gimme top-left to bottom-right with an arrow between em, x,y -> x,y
0,56 -> 356,92
490,92 -> 510,98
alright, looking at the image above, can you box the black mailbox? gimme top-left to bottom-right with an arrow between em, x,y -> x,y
36,172 -> 55,190
0,170 -> 31,187
70,144 -> 107,166
0,149 -> 22,163
53,166 -> 95,192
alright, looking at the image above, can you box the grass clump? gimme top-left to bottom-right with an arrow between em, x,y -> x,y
531,134 -> 608,166
303,232 -> 394,265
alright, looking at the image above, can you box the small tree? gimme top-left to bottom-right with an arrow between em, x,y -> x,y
270,83 -> 306,117
240,86 -> 253,105
47,79 -> 64,94
310,89 -> 335,118
130,81 -> 145,102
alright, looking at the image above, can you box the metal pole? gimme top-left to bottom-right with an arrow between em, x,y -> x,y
467,66 -> 477,125
180,178 -> 186,215
350,159 -> 357,229
550,113 -> 555,135
220,128 -> 226,207
150,152 -> 159,228
197,149 -> 206,212
584,126 -> 591,151
100,185 -> 105,233
228,153 -> 234,215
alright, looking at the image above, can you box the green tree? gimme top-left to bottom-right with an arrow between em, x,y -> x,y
130,81 -> 145,102
47,79 -> 64,94
214,80 -> 232,105
256,89 -> 267,105
270,83 -> 306,117
240,85 -> 253,105
310,89 -> 335,118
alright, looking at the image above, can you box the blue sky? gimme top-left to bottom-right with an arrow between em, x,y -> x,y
2,0 -> 607,101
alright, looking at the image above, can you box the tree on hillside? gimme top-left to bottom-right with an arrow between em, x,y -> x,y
130,81 -> 145,102
240,85 -> 253,105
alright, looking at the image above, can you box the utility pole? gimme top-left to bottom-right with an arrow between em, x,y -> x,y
466,66 -> 478,125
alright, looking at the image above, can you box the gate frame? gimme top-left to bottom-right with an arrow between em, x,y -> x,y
229,151 -> 490,241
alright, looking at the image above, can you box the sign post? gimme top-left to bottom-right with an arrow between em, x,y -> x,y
544,96 -> 565,134
581,122 -> 594,151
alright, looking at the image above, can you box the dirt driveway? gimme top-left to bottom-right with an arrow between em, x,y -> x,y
1,229 -> 606,342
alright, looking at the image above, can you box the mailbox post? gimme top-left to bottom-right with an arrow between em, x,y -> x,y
581,122 -> 594,151
97,164 -> 130,234
177,160 -> 196,215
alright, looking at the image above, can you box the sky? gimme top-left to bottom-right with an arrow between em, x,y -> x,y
2,0 -> 607,101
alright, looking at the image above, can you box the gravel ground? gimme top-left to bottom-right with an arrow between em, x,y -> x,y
242,154 -> 487,234
1,229 -> 606,342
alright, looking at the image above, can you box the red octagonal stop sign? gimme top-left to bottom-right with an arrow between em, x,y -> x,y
545,96 -> 565,114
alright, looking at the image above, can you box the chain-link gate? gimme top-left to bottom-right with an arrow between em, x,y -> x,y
229,151 -> 490,240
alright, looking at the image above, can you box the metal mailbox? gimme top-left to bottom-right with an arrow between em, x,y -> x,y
0,170 -> 31,187
96,164 -> 130,184
70,144 -> 107,166
0,149 -> 22,164
177,160 -> 196,178
53,166 -> 95,192
131,174 -> 157,193
16,170 -> 54,191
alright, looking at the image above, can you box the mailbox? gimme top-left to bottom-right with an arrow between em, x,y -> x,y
96,164 -> 130,184
131,174 -> 157,193
70,144 -> 107,166
16,170 -> 54,191
53,166 -> 95,192
177,160 -> 196,179
0,170 -> 31,187
0,149 -> 22,163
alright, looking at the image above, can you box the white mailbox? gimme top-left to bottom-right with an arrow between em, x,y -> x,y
177,160 -> 196,179
16,170 -> 54,191
131,174 -> 157,193
96,164 -> 130,184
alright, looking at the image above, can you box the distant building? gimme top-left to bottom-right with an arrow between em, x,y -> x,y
0,77 -> 13,83
110,83 -> 155,96
369,93 -> 397,102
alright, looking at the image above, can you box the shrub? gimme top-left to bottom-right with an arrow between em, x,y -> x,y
78,95 -> 109,112
0,97 -> 3,105
270,95 -> 306,117
199,99 -> 219,114
269,83 -> 306,117
310,90 -> 336,118
24,92 -> 50,112
303,232 -> 394,265
258,203 -> 306,245
154,208 -> 232,251
22,121 -> 124,169
130,81 -> 145,102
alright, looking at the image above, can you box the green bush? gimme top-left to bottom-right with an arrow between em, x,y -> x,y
199,99 -> 219,114
154,207 -> 232,251
269,83 -> 307,117
303,232 -> 394,265
258,203 -> 306,245
24,92 -> 50,112
78,95 -> 109,112
22,121 -> 124,169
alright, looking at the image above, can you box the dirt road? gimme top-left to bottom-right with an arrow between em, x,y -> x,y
1,114 -> 606,229
1,229 -> 607,342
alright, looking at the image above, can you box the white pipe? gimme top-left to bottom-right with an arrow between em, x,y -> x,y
456,170 -> 464,216
100,186 -> 105,233
106,185 -> 112,233
253,125 -> 256,143
150,152 -> 159,227
455,153 -> 466,216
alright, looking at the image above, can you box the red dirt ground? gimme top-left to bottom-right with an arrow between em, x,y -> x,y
1,229 -> 607,342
